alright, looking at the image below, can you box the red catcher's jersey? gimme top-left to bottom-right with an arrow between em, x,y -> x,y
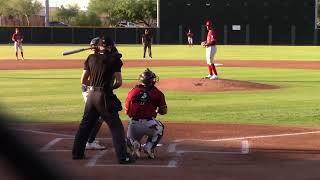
125,85 -> 166,119
12,33 -> 23,42
206,30 -> 217,46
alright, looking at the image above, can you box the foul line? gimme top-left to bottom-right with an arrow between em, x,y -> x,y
174,130 -> 320,143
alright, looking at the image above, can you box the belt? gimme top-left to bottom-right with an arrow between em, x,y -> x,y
89,87 -> 105,91
131,117 -> 152,121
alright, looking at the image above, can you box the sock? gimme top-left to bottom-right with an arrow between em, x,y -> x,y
207,65 -> 213,75
211,64 -> 218,76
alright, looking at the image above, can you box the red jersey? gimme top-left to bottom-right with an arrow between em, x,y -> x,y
187,32 -> 193,38
12,32 -> 23,42
125,85 -> 167,119
206,30 -> 217,46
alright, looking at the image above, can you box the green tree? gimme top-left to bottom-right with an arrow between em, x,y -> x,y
15,0 -> 42,26
88,0 -> 156,27
55,4 -> 80,24
74,12 -> 101,26
0,0 -> 42,26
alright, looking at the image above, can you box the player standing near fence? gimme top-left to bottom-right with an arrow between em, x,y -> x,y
11,28 -> 25,61
187,29 -> 194,47
201,20 -> 218,80
142,29 -> 153,59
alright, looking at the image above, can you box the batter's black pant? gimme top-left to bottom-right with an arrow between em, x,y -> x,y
143,43 -> 152,58
72,90 -> 128,162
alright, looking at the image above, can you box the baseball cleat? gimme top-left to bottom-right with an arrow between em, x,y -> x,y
119,155 -> 136,164
85,141 -> 106,150
143,143 -> 155,159
144,148 -> 155,159
209,75 -> 219,80
204,74 -> 212,79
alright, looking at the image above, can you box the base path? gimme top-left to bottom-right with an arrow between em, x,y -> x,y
1,59 -> 320,70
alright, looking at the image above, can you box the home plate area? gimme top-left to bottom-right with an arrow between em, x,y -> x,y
39,137 -> 249,168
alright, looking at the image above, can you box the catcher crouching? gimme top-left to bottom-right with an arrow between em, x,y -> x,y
125,68 -> 167,159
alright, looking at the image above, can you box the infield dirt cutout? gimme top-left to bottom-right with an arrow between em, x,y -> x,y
1,59 -> 320,180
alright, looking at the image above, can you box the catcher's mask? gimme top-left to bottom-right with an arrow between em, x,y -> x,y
139,68 -> 158,87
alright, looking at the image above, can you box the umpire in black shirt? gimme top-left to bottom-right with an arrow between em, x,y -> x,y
72,37 -> 135,164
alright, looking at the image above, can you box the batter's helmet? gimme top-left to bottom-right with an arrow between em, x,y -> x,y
139,68 -> 158,87
205,20 -> 213,27
90,37 -> 100,47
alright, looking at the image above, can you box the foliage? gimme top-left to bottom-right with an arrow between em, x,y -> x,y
0,0 -> 42,26
74,12 -> 101,26
88,0 -> 156,27
55,4 -> 80,24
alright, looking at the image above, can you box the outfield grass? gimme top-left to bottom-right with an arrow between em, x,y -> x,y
1,44 -> 320,61
1,67 -> 320,127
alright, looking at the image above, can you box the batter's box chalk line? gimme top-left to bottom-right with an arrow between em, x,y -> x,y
172,139 -> 250,155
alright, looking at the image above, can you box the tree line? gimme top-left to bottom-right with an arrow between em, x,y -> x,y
0,0 -> 156,27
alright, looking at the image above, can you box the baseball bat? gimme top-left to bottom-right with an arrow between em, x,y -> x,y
62,47 -> 94,56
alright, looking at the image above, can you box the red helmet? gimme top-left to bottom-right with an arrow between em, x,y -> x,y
205,20 -> 213,27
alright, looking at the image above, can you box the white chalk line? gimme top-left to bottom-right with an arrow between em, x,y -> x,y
94,164 -> 176,168
12,128 -> 74,137
174,130 -> 320,143
40,138 -> 63,152
177,150 -> 243,155
167,143 -> 178,168
86,150 -> 108,167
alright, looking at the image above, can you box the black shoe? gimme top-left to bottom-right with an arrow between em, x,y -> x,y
119,155 -> 136,164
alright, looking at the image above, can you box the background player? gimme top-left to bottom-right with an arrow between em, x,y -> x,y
11,28 -> 25,61
125,69 -> 167,159
186,29 -> 194,47
201,20 -> 218,80
142,29 -> 153,59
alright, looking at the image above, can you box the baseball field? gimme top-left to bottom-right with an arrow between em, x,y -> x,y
1,44 -> 320,179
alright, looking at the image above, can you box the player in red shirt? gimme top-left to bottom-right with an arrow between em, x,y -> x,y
11,28 -> 25,61
201,20 -> 218,80
187,29 -> 194,47
125,68 -> 167,159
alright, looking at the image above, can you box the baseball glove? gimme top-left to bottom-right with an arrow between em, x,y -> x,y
201,41 -> 206,46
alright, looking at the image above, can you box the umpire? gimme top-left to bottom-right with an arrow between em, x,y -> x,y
72,36 -> 135,164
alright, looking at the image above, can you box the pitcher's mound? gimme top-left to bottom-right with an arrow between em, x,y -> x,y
119,78 -> 279,92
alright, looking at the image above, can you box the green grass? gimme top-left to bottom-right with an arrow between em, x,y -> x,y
1,44 -> 320,61
1,67 -> 320,127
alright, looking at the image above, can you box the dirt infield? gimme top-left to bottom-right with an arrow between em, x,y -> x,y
2,122 -> 320,180
1,59 -> 320,179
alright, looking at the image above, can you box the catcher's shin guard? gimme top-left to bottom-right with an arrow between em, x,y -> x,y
147,120 -> 164,149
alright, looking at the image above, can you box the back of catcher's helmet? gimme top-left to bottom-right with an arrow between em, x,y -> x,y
139,68 -> 158,87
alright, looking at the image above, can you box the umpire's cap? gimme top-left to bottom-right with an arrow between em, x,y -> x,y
139,68 -> 158,87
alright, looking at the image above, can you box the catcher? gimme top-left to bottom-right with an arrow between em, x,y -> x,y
125,68 -> 167,159
81,36 -> 119,150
